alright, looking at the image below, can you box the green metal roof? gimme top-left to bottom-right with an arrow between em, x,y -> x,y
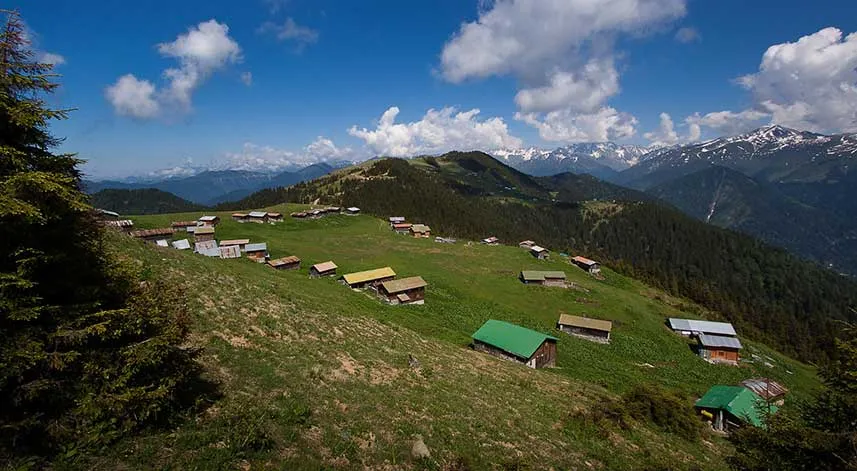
520,270 -> 567,281
695,385 -> 777,427
471,320 -> 557,360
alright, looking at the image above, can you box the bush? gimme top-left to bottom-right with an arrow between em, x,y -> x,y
622,384 -> 702,441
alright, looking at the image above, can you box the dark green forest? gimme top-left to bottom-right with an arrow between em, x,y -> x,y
91,188 -> 205,215
230,152 -> 857,364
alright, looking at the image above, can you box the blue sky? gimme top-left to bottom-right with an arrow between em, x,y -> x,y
17,0 -> 857,178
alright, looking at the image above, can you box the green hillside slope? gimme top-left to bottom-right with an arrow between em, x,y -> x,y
88,208 -> 819,469
223,153 -> 857,364
90,188 -> 205,215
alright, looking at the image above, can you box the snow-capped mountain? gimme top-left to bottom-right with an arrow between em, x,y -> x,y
620,125 -> 857,189
491,143 -> 652,180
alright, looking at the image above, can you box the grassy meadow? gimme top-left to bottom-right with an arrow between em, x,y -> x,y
85,204 -> 820,469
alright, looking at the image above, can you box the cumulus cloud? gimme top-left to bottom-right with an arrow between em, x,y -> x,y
241,71 -> 253,86
348,106 -> 522,156
440,0 -> 686,143
515,107 -> 637,143
643,113 -> 680,147
221,137 -> 359,171
105,20 -> 241,118
104,74 -> 160,119
259,18 -> 319,48
675,27 -> 700,43
685,110 -> 769,136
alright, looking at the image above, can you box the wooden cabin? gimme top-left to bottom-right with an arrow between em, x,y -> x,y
325,207 -> 341,214
232,213 -> 248,223
409,224 -> 431,238
557,314 -> 612,343
530,246 -> 549,260
248,211 -> 269,224
308,209 -> 325,219
695,386 -> 776,432
571,256 -> 600,274
698,334 -> 742,365
481,236 -> 500,245
268,255 -> 301,270
740,378 -> 788,406
220,239 -> 250,252
171,221 -> 198,231
345,207 -> 361,216
389,216 -> 406,226
519,271 -> 567,287
198,215 -> 220,227
267,212 -> 283,222
668,318 -> 737,338
310,261 -> 338,278
340,267 -> 396,290
392,223 -> 412,234
519,240 -> 536,249
378,276 -> 427,305
472,320 -> 558,369
291,211 -> 308,219
193,226 -> 216,242
172,239 -> 191,250
129,228 -> 175,243
244,243 -> 269,263
103,219 -> 134,233
219,245 -> 241,259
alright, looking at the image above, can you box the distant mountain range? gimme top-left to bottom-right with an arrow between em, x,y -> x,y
84,162 -> 339,206
491,142 -> 650,180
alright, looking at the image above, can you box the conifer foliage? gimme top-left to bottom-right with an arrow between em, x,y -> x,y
0,10 -> 206,462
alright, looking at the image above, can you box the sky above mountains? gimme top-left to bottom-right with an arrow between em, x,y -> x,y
18,0 -> 857,178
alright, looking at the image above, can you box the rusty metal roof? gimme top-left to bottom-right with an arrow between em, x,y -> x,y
130,228 -> 175,238
381,276 -> 427,294
220,239 -> 250,246
558,314 -> 612,332
311,261 -> 338,272
171,221 -> 197,227
572,256 -> 598,266
268,256 -> 301,267
410,224 -> 431,233
219,246 -> 242,259
342,267 -> 396,285
267,212 -> 282,217
232,213 -> 248,217
740,378 -> 788,400
194,240 -> 218,252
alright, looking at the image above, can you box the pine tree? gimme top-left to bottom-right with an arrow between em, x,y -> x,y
0,10 -> 207,462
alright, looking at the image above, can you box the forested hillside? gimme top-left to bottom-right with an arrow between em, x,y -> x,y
231,152 -> 857,363
90,188 -> 205,214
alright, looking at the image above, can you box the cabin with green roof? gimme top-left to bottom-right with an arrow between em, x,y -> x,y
694,385 -> 777,432
519,270 -> 567,287
471,320 -> 558,369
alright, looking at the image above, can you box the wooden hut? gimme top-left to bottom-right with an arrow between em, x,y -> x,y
248,211 -> 269,224
409,224 -> 431,238
171,221 -> 198,231
220,239 -> 250,252
345,207 -> 361,216
219,245 -> 242,259
389,216 -> 406,226
232,213 -> 248,223
103,219 -> 134,233
392,223 -> 412,234
695,386 -> 776,432
129,228 -> 175,243
519,271 -> 567,287
268,256 -> 301,270
740,378 -> 789,406
340,267 -> 396,290
571,256 -> 601,274
267,212 -> 283,222
194,240 -> 220,257
481,236 -> 500,245
557,314 -> 612,343
198,215 -> 220,226
244,243 -> 269,263
378,276 -> 427,305
519,240 -> 536,249
472,320 -> 558,369
698,334 -> 742,365
193,226 -> 216,242
291,211 -> 308,219
530,246 -> 549,260
310,261 -> 338,278
325,207 -> 341,214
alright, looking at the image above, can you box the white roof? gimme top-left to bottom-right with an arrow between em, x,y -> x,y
248,211 -> 268,218
347,207 -> 360,212
155,239 -> 169,247
669,318 -> 737,336
389,216 -> 405,222
199,215 -> 218,221
199,247 -> 221,257
531,245 -> 548,253
172,239 -> 191,250
698,334 -> 743,349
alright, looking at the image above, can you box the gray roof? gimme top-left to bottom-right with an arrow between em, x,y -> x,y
98,209 -> 120,217
199,247 -> 221,257
699,334 -> 743,349
248,211 -> 268,218
669,318 -> 737,336
244,242 -> 268,252
172,239 -> 191,250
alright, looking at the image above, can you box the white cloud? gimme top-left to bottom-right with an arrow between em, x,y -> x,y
241,71 -> 253,86
674,27 -> 700,43
685,110 -> 770,136
348,106 -> 522,156
106,20 -> 241,118
104,74 -> 160,119
221,137 -> 359,172
440,0 -> 686,143
515,107 -> 637,143
39,52 -> 66,66
259,18 -> 319,47
643,112 -> 680,147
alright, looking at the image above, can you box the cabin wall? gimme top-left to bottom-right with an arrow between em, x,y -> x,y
701,347 -> 740,364
473,341 -> 526,366
560,325 -> 610,343
529,340 -> 557,368
195,234 -> 215,242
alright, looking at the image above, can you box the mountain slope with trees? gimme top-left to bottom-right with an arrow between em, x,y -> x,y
231,152 -> 857,364
90,188 -> 205,215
